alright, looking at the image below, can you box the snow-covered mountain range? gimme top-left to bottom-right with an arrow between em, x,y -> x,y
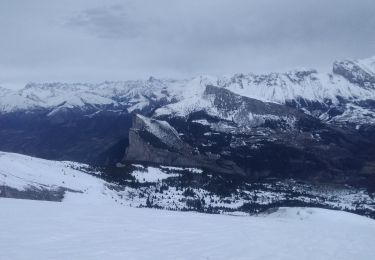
1,56 -> 375,125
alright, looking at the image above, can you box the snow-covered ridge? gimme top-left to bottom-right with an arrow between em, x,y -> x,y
0,79 -> 185,113
0,151 -> 115,203
355,56 -> 375,75
1,57 -> 375,114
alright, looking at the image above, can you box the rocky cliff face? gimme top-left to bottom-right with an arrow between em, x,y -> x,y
125,114 -> 193,165
124,114 -> 245,175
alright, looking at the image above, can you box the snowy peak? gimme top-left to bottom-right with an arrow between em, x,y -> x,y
218,68 -> 375,104
333,57 -> 375,89
355,56 -> 375,74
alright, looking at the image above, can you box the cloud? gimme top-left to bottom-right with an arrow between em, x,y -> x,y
0,0 -> 375,87
65,5 -> 141,39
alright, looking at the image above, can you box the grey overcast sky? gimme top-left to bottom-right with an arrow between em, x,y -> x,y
0,0 -> 374,88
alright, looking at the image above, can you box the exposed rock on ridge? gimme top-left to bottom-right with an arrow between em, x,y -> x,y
124,114 -> 245,175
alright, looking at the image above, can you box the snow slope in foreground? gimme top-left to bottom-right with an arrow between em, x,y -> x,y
0,198 -> 375,260
0,151 -> 119,204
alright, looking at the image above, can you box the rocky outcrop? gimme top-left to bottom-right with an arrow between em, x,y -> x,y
124,114 -> 245,175
0,185 -> 80,202
125,114 -> 193,164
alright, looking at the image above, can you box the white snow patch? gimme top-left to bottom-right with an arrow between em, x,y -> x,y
131,167 -> 179,183
160,165 -> 203,173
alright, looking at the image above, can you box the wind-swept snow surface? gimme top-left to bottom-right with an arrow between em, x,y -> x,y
0,198 -> 375,260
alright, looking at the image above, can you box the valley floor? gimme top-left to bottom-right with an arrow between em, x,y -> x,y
1,197 -> 375,260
